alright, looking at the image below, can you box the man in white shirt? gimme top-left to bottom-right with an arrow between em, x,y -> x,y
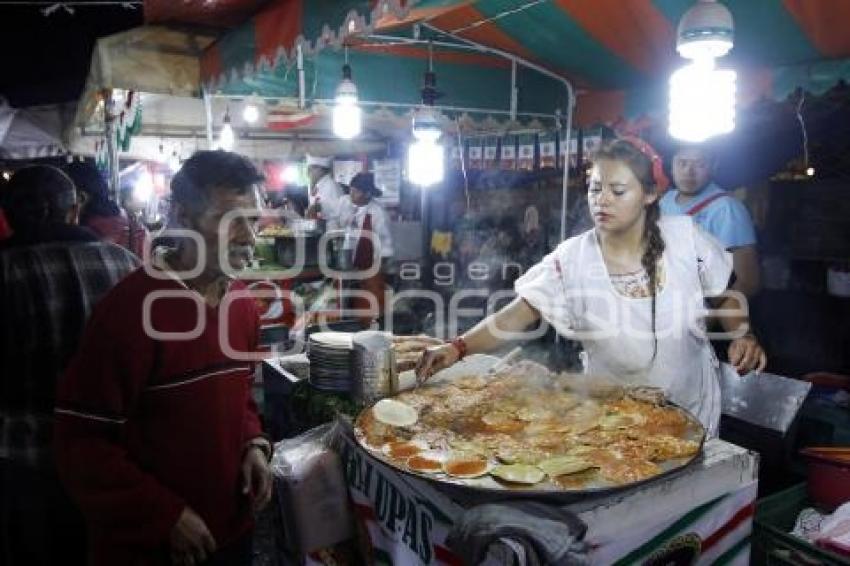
305,154 -> 344,230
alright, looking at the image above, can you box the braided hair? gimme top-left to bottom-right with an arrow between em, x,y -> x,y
594,139 -> 666,364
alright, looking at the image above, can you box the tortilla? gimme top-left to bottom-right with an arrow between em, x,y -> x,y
373,399 -> 418,427
407,452 -> 444,474
443,455 -> 490,478
537,456 -> 597,477
490,464 -> 546,485
382,440 -> 425,460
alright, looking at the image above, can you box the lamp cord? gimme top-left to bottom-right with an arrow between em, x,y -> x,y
795,90 -> 809,171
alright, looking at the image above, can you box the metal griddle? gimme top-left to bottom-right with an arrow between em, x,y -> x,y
354,385 -> 707,502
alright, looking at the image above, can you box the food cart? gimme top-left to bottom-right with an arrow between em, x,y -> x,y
191,1 -> 850,563
67,0 -> 850,563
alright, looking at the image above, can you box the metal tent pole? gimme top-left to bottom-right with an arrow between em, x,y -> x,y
560,95 -> 575,242
297,44 -> 306,109
203,90 -> 214,148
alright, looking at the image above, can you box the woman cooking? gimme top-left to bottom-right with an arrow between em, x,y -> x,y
417,138 -> 767,437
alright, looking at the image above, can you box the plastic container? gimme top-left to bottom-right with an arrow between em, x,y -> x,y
802,448 -> 850,511
272,424 -> 354,557
754,483 -> 850,565
827,267 -> 850,297
804,373 -> 850,393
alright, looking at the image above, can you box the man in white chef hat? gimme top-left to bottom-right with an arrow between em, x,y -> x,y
305,154 -> 344,230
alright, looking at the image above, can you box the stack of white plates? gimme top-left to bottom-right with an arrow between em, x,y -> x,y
307,332 -> 354,392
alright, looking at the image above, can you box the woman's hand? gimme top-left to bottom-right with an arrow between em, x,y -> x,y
728,335 -> 767,375
415,344 -> 461,384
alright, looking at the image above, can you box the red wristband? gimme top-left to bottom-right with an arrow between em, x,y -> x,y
450,336 -> 468,360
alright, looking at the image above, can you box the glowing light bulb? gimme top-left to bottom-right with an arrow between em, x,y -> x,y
281,164 -> 301,185
243,103 -> 260,124
133,170 -> 154,203
408,138 -> 444,187
669,59 -> 736,143
218,120 -> 235,151
332,80 -> 361,139
168,152 -> 181,173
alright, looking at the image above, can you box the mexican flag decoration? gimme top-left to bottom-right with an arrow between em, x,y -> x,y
94,140 -> 108,172
539,131 -> 557,169
468,138 -> 483,170
483,136 -> 499,169
500,135 -> 517,170
518,134 -> 535,171
116,90 -> 142,152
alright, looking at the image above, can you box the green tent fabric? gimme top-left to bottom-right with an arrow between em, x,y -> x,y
200,0 -> 850,126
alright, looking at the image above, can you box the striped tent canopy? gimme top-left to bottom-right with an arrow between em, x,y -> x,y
194,0 -> 850,128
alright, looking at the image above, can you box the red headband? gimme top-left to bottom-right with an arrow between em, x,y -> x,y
619,135 -> 670,192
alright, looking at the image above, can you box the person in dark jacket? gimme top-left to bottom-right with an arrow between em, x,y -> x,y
0,165 -> 139,565
65,161 -> 148,258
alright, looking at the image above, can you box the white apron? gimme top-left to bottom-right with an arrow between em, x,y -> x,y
515,216 -> 732,436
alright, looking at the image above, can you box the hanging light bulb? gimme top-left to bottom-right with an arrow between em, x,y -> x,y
218,107 -> 235,151
407,43 -> 444,187
676,0 -> 734,61
242,95 -> 261,124
168,150 -> 181,173
133,169 -> 154,204
332,47 -> 362,139
669,0 -> 736,143
408,106 -> 444,186
669,58 -> 736,142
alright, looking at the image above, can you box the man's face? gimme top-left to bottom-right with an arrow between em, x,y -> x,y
672,148 -> 713,195
184,185 -> 263,275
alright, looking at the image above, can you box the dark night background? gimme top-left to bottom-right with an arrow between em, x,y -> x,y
0,1 -> 142,106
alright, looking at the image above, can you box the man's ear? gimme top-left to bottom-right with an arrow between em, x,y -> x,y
171,201 -> 191,229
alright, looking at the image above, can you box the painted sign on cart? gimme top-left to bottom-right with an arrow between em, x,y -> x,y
338,431 -> 756,565
338,432 -> 464,565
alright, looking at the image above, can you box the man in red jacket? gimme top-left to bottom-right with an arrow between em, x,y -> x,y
55,150 -> 272,566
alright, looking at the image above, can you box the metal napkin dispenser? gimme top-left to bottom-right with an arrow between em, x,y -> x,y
352,331 -> 397,404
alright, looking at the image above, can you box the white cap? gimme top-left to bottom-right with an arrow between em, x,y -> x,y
305,154 -> 332,168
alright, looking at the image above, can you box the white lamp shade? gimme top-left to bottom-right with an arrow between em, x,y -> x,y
677,0 -> 734,60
